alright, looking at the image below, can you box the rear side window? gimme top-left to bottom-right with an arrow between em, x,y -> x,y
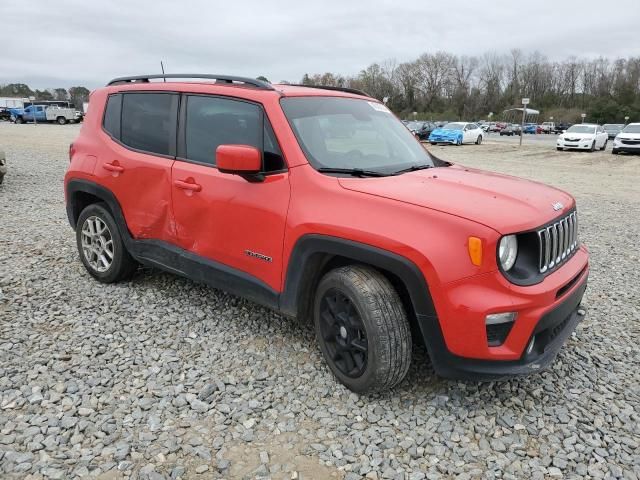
103,94 -> 121,139
121,93 -> 178,156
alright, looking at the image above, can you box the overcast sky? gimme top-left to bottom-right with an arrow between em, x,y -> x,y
2,0 -> 639,90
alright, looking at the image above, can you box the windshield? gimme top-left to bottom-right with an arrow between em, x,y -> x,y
566,125 -> 596,134
406,121 -> 420,130
622,124 -> 640,134
442,122 -> 464,130
280,97 -> 436,173
603,124 -> 623,130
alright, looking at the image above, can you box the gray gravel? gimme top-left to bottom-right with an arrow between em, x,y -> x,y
1,123 -> 639,479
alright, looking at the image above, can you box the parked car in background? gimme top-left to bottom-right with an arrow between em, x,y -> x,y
523,123 -> 541,134
64,73 -> 589,393
429,122 -> 484,145
603,124 -> 625,139
612,123 -> 640,154
500,124 -> 522,136
0,108 -> 13,121
10,105 -> 82,124
540,122 -> 555,134
407,121 -> 436,140
554,122 -> 572,134
0,149 -> 6,184
557,124 -> 608,151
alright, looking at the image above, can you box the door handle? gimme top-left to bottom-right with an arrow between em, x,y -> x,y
103,162 -> 124,173
174,179 -> 202,192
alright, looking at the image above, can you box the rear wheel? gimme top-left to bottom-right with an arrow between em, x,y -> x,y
76,203 -> 137,283
57,116 -> 67,125
314,265 -> 411,394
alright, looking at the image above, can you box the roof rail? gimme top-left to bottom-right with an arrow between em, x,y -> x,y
106,74 -> 274,90
287,84 -> 370,97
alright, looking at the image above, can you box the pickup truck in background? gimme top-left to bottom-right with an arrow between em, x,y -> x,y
10,105 -> 82,125
540,122 -> 555,134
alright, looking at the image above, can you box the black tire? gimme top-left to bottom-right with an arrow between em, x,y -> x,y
590,141 -> 596,152
430,142 -> 436,145
557,147 -> 563,151
600,140 -> 607,151
15,116 -> 24,124
57,116 -> 67,125
76,203 -> 137,283
476,135 -> 482,145
612,148 -> 619,155
314,265 -> 411,394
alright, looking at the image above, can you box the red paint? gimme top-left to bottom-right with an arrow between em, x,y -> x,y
65,81 -> 589,361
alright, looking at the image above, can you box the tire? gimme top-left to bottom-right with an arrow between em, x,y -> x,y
456,137 -> 462,146
57,116 -> 67,125
590,141 -> 596,152
612,148 -> 619,155
15,116 -> 23,124
600,140 -> 607,151
76,203 -> 137,283
476,135 -> 482,145
314,265 -> 412,394
430,142 -> 436,145
557,147 -> 563,151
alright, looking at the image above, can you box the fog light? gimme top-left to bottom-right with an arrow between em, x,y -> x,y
485,312 -> 517,325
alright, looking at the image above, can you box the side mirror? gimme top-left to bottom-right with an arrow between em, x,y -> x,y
216,144 -> 263,182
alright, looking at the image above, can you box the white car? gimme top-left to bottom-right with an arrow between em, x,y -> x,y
556,124 -> 608,151
612,123 -> 640,155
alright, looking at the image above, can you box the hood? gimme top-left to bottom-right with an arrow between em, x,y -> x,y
617,132 -> 640,140
338,165 -> 574,234
429,128 -> 461,138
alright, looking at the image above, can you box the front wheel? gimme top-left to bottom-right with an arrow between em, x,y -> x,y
456,137 -> 462,146
590,141 -> 596,152
612,148 -> 619,155
557,147 -> 563,151
314,265 -> 411,394
76,203 -> 137,283
476,135 -> 482,145
15,116 -> 24,124
600,140 -> 607,151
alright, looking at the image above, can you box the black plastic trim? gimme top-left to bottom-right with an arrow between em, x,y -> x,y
286,84 -> 370,97
65,179 -> 278,310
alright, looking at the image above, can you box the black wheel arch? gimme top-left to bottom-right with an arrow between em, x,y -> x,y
280,235 -> 442,350
66,179 -> 128,234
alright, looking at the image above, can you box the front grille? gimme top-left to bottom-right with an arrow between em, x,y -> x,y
621,139 -> 640,145
564,137 -> 580,142
537,211 -> 578,274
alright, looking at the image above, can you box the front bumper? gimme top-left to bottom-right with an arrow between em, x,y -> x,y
557,140 -> 594,149
613,141 -> 640,152
418,246 -> 589,380
429,137 -> 458,144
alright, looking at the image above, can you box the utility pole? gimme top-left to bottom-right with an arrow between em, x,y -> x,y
520,98 -> 529,147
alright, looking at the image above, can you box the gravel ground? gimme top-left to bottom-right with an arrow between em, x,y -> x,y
0,122 -> 639,480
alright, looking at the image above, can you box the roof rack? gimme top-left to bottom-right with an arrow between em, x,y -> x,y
106,74 -> 274,90
287,84 -> 370,97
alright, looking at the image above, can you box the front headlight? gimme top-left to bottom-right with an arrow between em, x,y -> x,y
498,235 -> 518,271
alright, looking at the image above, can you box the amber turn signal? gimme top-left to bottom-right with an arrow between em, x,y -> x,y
468,237 -> 483,266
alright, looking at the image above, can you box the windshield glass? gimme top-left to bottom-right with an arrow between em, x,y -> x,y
406,121 -> 420,129
566,125 -> 596,134
442,122 -> 464,130
280,97 -> 436,173
622,124 -> 640,134
603,124 -> 623,130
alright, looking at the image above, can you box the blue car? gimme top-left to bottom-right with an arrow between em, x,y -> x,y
428,122 -> 464,145
428,122 -> 484,145
523,123 -> 539,134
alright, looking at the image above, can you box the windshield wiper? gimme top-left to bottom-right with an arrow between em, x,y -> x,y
391,164 -> 434,175
317,167 -> 389,177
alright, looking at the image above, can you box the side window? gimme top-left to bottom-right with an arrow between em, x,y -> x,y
103,94 -> 122,139
185,96 -> 261,165
121,93 -> 177,156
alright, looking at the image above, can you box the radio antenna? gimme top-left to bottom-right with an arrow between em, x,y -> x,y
160,61 -> 166,81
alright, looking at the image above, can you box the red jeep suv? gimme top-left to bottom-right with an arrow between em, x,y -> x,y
65,74 -> 589,393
